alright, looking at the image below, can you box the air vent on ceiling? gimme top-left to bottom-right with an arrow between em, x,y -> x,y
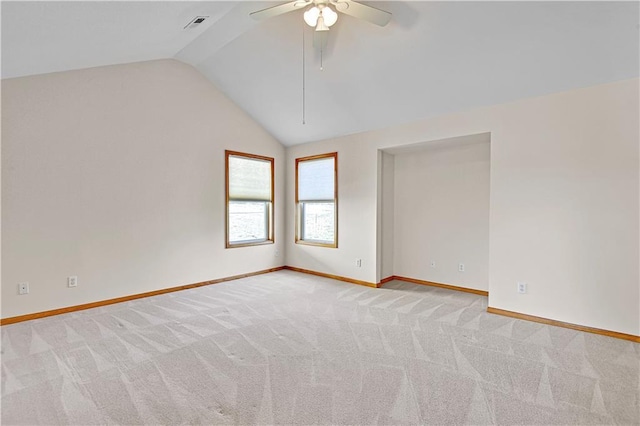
184,16 -> 209,30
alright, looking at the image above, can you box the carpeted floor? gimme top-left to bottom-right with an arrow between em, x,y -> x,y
1,270 -> 638,425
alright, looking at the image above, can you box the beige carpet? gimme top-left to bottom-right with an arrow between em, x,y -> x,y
1,270 -> 638,425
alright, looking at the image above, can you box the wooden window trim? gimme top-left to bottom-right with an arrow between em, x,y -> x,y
225,150 -> 275,248
295,152 -> 338,248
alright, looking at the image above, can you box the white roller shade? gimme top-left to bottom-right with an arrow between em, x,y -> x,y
298,156 -> 335,201
228,155 -> 272,201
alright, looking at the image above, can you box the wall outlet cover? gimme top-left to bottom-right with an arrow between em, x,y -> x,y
68,276 -> 78,288
18,282 -> 29,295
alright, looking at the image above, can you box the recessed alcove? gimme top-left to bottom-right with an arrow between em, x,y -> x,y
377,132 -> 491,292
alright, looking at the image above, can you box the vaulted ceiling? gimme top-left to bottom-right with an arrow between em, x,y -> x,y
2,1 -> 639,145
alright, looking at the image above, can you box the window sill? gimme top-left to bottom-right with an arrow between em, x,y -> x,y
226,239 -> 274,249
295,240 -> 337,248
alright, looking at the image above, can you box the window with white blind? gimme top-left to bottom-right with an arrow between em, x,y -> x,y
225,151 -> 274,247
295,152 -> 337,247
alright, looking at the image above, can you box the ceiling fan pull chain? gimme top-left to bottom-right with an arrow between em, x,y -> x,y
320,46 -> 324,71
302,20 -> 306,125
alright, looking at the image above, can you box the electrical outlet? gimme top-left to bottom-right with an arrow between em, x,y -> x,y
458,263 -> 465,272
356,259 -> 362,267
18,282 -> 29,295
430,260 -> 436,268
68,276 -> 78,288
517,282 -> 527,294
275,250 -> 280,257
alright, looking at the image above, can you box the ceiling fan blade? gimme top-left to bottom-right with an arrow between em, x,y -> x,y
250,1 -> 310,21
313,31 -> 329,50
333,0 -> 391,27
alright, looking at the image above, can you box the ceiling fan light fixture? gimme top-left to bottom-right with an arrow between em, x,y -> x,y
304,4 -> 338,29
315,15 -> 329,31
303,6 -> 320,26
322,5 -> 338,26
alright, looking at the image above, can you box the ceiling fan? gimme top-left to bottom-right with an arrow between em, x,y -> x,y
250,1 -> 391,122
250,0 -> 392,33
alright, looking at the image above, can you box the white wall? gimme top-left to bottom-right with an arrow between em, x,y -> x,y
285,78 -> 639,336
377,151 -> 395,281
3,59 -> 637,336
2,59 -> 285,319
391,138 -> 490,291
490,81 -> 639,334
285,138 -> 379,282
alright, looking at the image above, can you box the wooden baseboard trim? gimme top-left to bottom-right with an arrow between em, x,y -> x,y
388,275 -> 489,296
487,307 -> 640,343
0,266 -> 286,326
6,266 -> 635,343
283,266 -> 379,288
378,276 -> 395,285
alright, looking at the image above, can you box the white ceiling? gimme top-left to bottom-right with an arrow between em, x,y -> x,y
1,1 -> 237,77
2,1 -> 639,146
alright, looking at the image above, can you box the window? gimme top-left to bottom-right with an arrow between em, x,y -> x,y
295,152 -> 337,247
225,150 -> 274,247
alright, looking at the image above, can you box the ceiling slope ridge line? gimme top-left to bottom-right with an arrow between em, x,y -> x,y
174,2 -> 259,68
